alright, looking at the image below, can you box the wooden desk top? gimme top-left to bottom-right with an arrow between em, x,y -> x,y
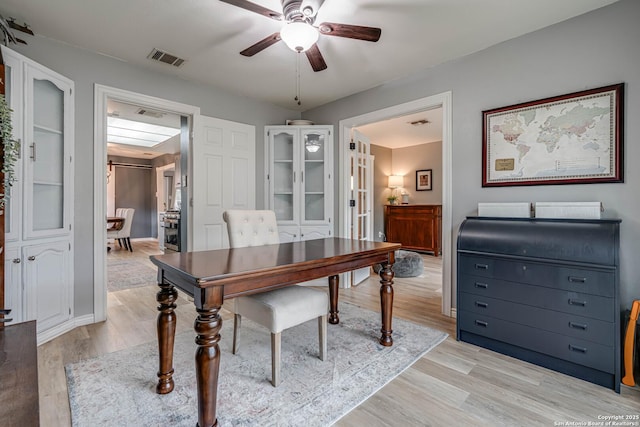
150,237 -> 401,298
0,321 -> 40,426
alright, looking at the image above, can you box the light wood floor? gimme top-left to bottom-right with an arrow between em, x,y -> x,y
37,241 -> 640,426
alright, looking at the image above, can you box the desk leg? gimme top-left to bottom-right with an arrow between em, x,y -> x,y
194,287 -> 223,427
379,262 -> 395,346
156,281 -> 178,394
328,275 -> 339,324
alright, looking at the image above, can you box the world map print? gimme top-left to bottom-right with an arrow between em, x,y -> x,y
484,86 -> 620,186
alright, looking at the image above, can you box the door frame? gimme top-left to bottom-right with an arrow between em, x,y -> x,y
338,92 -> 453,317
93,84 -> 200,322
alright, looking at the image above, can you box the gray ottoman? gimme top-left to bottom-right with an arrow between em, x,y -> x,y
373,250 -> 424,278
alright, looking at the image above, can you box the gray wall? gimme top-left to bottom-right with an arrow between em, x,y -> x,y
9,37 -> 299,317
392,142 -> 442,205
303,0 -> 640,310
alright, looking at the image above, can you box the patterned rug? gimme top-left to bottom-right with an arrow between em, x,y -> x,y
66,302 -> 448,426
107,259 -> 157,292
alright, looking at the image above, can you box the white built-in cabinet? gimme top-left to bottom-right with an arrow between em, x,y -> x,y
265,125 -> 333,243
2,46 -> 74,339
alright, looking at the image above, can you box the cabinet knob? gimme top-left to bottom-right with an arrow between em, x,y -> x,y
27,256 -> 36,261
13,258 -> 21,264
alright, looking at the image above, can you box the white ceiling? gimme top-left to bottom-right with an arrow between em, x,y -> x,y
0,0 -> 618,112
357,108 -> 442,149
107,100 -> 181,159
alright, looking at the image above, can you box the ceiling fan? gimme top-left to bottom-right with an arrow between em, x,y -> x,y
220,0 -> 382,72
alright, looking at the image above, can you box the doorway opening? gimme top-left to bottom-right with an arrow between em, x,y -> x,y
337,92 -> 453,317
93,85 -> 200,322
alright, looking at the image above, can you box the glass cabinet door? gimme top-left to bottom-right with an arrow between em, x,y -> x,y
301,128 -> 329,223
2,53 -> 23,243
270,129 -> 297,223
23,64 -> 72,239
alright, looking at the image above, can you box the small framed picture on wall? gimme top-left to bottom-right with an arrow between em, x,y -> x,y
416,169 -> 432,191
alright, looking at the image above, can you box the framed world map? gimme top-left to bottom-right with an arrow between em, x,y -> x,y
482,83 -> 624,187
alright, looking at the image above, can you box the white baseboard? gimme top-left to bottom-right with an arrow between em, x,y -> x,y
37,314 -> 97,346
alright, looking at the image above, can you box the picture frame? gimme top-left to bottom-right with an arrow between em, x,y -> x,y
416,169 -> 432,191
482,83 -> 624,187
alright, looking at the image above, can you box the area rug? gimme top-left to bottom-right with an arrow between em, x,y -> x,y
107,259 -> 157,292
66,302 -> 447,426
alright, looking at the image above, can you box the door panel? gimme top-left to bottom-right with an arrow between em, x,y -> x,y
349,129 -> 374,286
192,115 -> 255,251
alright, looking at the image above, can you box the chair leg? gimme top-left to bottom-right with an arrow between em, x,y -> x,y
318,314 -> 327,361
127,237 -> 133,252
271,332 -> 281,387
117,238 -> 123,249
232,313 -> 241,355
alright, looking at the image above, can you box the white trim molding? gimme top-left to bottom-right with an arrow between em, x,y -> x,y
93,85 -> 200,322
338,92 -> 454,317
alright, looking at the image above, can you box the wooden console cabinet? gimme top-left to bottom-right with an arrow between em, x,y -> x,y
384,204 -> 442,255
457,217 -> 621,392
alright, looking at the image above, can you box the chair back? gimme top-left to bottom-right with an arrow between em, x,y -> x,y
118,208 -> 135,238
223,210 -> 279,248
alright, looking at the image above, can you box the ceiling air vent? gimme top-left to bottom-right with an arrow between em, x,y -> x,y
147,48 -> 185,67
135,107 -> 165,119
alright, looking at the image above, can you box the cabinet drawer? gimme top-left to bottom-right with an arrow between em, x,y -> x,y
458,311 -> 614,373
459,292 -> 614,345
458,274 -> 614,321
458,254 -> 615,297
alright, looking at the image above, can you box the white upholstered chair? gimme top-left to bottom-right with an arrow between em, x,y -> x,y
223,209 -> 328,387
107,208 -> 135,252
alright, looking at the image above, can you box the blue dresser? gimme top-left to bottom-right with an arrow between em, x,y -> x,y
457,217 -> 621,392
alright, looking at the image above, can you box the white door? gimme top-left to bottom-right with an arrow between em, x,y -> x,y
4,247 -> 23,324
23,241 -> 71,333
348,129 -> 374,286
191,115 -> 255,251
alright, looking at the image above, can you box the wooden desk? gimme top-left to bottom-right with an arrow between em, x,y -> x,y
150,237 -> 401,427
0,321 -> 40,426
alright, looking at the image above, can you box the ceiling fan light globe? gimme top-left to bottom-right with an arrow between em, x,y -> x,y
280,22 -> 318,52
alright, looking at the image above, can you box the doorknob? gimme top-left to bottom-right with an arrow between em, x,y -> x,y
27,256 -> 36,261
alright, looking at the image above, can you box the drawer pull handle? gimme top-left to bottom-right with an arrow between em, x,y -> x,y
475,301 -> 488,308
568,299 -> 586,307
474,282 -> 488,289
569,344 -> 587,353
569,322 -> 588,330
568,276 -> 586,283
474,320 -> 488,327
474,263 -> 489,270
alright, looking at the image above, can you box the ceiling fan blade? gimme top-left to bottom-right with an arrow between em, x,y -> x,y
305,44 -> 327,72
317,22 -> 381,42
240,32 -> 281,57
219,0 -> 283,21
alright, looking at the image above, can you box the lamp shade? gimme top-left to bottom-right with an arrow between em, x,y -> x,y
280,22 -> 319,52
388,175 -> 404,188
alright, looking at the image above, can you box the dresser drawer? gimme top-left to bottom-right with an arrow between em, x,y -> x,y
459,293 -> 614,345
458,254 -> 615,297
458,311 -> 614,373
458,274 -> 614,321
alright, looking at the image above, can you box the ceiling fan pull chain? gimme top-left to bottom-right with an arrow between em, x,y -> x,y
295,52 -> 301,106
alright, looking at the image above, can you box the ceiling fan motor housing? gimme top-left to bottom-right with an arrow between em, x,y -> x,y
282,0 -> 313,23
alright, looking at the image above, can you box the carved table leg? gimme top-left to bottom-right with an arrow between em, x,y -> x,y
156,281 -> 178,394
379,261 -> 395,346
194,287 -> 223,427
328,274 -> 339,324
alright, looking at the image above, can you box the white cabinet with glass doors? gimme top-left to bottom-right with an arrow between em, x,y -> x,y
265,125 -> 333,242
2,46 -> 74,340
